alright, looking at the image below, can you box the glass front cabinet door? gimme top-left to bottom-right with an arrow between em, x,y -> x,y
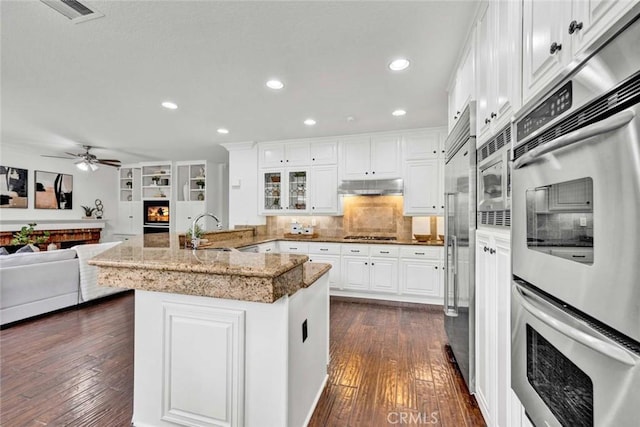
260,169 -> 309,214
287,170 -> 308,211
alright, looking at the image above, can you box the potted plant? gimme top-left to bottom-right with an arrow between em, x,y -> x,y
10,223 -> 50,247
125,181 -> 132,188
81,205 -> 96,218
151,176 -> 160,185
196,179 -> 205,189
185,223 -> 204,248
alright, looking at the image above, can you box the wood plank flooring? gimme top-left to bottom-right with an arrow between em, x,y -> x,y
308,299 -> 486,427
1,293 -> 485,426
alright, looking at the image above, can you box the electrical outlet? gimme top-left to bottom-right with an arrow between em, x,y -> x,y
580,217 -> 587,227
311,218 -> 317,226
302,319 -> 308,342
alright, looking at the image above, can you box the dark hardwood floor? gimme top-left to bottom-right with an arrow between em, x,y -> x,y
1,293 -> 485,426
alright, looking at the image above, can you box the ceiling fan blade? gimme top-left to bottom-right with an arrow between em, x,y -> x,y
41,155 -> 76,159
96,159 -> 121,163
97,160 -> 121,167
64,152 -> 82,157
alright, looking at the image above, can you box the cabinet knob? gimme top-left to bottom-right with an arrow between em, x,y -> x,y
280,160 -> 283,163
549,42 -> 562,54
433,150 -> 437,154
434,266 -> 438,269
365,262 -> 368,265
365,172 -> 369,175
490,248 -> 496,255
312,158 -> 315,161
371,262 -> 374,266
490,112 -> 497,119
312,206 -> 315,209
484,246 -> 489,252
432,205 -> 436,208
484,118 -> 491,125
372,171 -> 375,175
568,20 -> 583,34
286,159 -> 289,162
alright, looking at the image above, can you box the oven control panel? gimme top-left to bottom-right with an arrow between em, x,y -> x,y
517,82 -> 573,140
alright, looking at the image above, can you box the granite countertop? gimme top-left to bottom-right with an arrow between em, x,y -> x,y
195,234 -> 444,248
89,233 -> 333,304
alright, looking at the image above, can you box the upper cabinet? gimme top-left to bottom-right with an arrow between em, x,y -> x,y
522,0 -> 637,104
448,33 -> 475,134
340,135 -> 400,180
475,1 -> 521,146
259,141 -> 310,168
310,140 -> 338,165
402,129 -> 445,160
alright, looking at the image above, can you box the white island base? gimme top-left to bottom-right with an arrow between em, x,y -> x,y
131,272 -> 329,427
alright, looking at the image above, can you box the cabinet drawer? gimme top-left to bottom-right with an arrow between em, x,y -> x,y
341,244 -> 370,256
278,242 -> 309,254
399,246 -> 442,259
369,245 -> 399,258
308,242 -> 341,255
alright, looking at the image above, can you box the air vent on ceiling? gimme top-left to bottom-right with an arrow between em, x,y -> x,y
41,0 -> 104,23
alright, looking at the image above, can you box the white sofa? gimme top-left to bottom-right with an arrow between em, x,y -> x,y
0,242 -> 123,326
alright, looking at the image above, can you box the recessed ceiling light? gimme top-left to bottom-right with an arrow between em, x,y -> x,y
266,79 -> 284,90
217,128 -> 229,134
161,101 -> 178,110
389,58 -> 410,71
304,119 -> 316,126
346,116 -> 355,122
392,109 -> 407,116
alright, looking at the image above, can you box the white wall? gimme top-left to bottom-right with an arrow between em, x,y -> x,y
223,143 -> 265,227
0,144 -> 118,240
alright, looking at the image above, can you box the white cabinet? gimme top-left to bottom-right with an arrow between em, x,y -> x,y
475,229 -> 511,427
399,247 -> 443,300
278,241 -> 309,254
117,201 -> 142,235
448,34 -> 475,133
175,201 -> 207,233
340,245 -> 399,294
402,128 -> 446,216
257,241 -> 278,253
340,135 -> 400,180
341,255 -> 370,291
310,140 -> 338,165
402,129 -> 445,160
522,0 -> 636,104
370,257 -> 399,293
259,142 -> 310,168
309,165 -> 338,214
476,1 -> 521,145
308,242 -> 342,290
403,160 -> 443,216
259,168 -> 309,215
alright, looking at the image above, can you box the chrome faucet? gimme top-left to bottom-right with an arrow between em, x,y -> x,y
191,212 -> 223,250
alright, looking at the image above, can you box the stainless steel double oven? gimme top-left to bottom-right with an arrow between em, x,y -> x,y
511,14 -> 640,427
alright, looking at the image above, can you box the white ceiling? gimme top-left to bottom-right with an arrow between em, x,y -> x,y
1,0 -> 479,164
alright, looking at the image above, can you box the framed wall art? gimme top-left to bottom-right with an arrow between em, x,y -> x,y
0,166 -> 28,208
35,170 -> 73,210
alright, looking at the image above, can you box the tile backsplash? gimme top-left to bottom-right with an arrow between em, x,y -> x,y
266,195 -> 440,240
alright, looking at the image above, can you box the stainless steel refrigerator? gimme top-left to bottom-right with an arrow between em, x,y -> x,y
443,102 -> 476,392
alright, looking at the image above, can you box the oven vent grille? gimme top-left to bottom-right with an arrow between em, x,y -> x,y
514,70 -> 640,160
478,125 -> 511,162
479,210 -> 511,227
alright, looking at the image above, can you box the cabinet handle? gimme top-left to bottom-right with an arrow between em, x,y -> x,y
549,42 -> 562,54
568,20 -> 583,34
290,247 -> 298,250
320,248 -> 329,251
380,251 -> 389,254
371,262 -> 374,266
484,118 -> 491,124
372,171 -> 375,174
433,150 -> 437,154
128,216 -> 133,218
490,112 -> 497,119
414,252 -> 425,255
312,206 -> 315,209
483,246 -> 489,252
432,205 -> 436,208
280,160 -> 283,163
365,172 -> 369,175
434,266 -> 438,269
350,249 -> 360,253
489,248 -> 496,255
365,262 -> 368,265
286,159 -> 289,162
312,157 -> 316,161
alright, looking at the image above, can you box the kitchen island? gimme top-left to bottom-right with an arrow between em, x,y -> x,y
89,233 -> 331,427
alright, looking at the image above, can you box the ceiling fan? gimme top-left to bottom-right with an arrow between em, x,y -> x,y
42,145 -> 122,171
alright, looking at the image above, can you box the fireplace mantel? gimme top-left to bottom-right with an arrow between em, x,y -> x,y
0,220 -> 106,249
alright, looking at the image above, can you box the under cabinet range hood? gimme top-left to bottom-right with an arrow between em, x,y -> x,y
338,178 -> 403,196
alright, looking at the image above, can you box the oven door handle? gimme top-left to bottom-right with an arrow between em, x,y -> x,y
513,282 -> 639,366
513,109 -> 635,169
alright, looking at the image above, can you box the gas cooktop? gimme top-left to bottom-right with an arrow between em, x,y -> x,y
343,236 -> 397,241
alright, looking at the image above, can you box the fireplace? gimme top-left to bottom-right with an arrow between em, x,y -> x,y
143,200 -> 170,233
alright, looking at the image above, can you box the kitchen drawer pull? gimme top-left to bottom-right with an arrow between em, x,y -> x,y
290,247 -> 298,250
350,249 -> 360,253
414,252 -> 425,255
320,248 -> 328,251
571,255 -> 586,258
380,251 -> 390,254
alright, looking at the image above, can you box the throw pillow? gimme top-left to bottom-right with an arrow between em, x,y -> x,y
15,244 -> 39,253
0,247 -> 9,256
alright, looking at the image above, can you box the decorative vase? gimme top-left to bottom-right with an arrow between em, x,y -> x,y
183,183 -> 189,201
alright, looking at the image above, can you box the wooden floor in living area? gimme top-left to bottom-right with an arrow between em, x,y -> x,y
0,293 -> 485,426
